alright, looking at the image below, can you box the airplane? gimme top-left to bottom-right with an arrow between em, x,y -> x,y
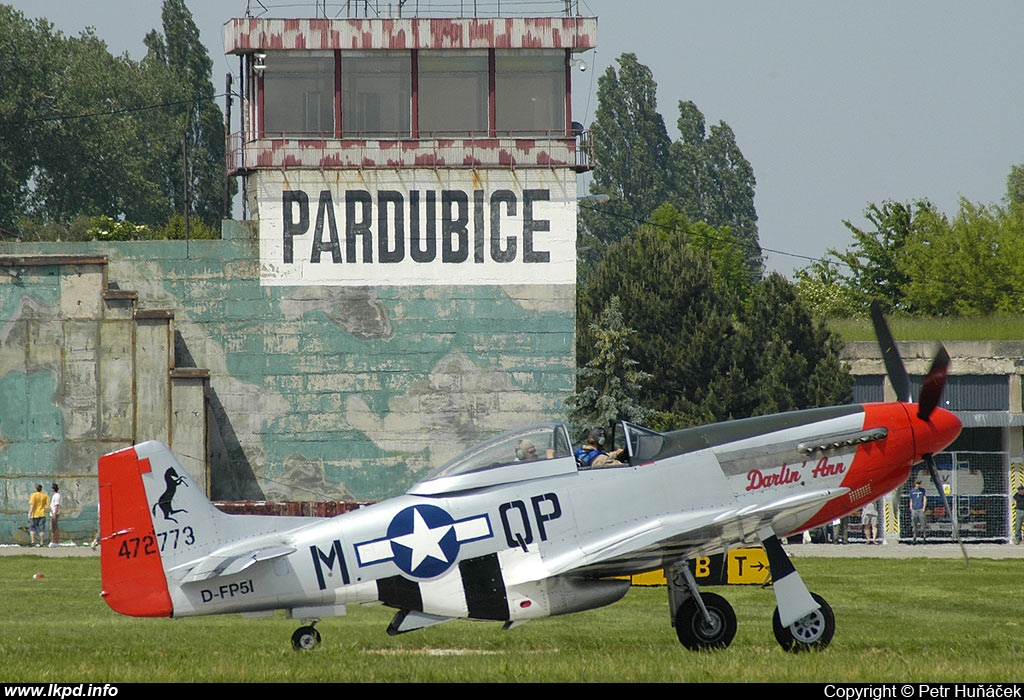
97,303 -> 962,652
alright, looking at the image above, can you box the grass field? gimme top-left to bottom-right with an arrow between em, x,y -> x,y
1,555 -> 1020,683
829,314 -> 1024,342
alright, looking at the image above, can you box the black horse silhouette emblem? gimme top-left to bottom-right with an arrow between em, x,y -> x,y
152,468 -> 189,523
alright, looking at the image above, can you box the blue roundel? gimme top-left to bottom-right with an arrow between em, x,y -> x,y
386,504 -> 461,579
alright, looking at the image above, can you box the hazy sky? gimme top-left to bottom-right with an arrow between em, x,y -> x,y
8,0 -> 1024,276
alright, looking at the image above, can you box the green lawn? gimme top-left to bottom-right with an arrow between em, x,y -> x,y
1,555 -> 1019,683
830,314 -> 1024,342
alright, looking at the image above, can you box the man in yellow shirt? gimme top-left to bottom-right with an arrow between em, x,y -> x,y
28,484 -> 49,547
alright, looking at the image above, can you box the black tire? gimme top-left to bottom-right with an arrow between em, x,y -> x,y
772,592 -> 834,652
291,625 -> 322,651
674,592 -> 737,650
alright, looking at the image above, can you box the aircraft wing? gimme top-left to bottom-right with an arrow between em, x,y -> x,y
522,487 -> 847,582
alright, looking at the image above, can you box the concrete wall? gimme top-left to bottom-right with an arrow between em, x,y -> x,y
0,221 -> 576,543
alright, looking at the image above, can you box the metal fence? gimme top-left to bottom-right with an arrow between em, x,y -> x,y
894,451 -> 1009,543
810,451 -> 1012,544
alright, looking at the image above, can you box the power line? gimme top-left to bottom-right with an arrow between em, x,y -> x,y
578,200 -> 839,272
14,97 -> 207,127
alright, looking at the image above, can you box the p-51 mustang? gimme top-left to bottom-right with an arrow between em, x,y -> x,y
98,305 -> 961,651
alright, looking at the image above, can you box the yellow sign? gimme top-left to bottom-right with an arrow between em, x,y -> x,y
629,548 -> 771,586
724,548 -> 771,585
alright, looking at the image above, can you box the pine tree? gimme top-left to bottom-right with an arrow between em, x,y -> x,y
566,296 -> 653,438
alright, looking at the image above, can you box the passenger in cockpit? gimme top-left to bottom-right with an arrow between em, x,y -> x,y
574,428 -> 626,468
516,439 -> 540,461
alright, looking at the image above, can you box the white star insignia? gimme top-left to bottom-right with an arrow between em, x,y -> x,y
392,508 -> 452,570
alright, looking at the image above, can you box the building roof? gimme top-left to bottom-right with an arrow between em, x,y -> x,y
223,16 -> 597,54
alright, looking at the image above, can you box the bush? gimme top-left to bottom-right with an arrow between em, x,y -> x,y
88,215 -> 151,241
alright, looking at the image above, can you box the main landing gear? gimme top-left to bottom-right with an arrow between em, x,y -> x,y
667,534 -> 836,652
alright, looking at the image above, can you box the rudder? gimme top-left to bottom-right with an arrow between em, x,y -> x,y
98,443 -> 173,617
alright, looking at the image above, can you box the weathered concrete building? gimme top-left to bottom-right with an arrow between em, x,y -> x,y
0,8 -> 597,543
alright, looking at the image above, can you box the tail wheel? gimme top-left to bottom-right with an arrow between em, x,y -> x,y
291,625 -> 322,651
772,592 -> 834,652
675,591 -> 737,650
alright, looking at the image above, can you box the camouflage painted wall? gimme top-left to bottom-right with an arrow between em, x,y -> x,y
0,222 -> 576,543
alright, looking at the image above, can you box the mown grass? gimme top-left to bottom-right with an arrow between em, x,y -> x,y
829,314 -> 1024,342
1,555 -> 1021,683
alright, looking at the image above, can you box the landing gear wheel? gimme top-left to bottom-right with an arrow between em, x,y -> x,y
772,592 -> 834,652
675,591 -> 737,650
291,625 -> 322,651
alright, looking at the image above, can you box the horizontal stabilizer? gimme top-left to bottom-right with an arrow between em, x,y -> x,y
180,545 -> 297,583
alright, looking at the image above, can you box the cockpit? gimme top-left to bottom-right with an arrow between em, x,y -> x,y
408,421 -> 667,496
421,422 -> 575,482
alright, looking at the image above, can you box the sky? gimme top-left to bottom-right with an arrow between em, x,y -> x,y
7,0 -> 1024,277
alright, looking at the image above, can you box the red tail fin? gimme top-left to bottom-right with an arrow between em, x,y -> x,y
98,445 -> 173,617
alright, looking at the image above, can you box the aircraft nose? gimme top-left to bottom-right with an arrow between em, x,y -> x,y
913,405 -> 962,458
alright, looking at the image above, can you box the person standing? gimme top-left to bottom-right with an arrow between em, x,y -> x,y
49,483 -> 62,548
1012,485 -> 1024,545
909,480 -> 928,543
861,499 -> 879,544
28,484 -> 49,547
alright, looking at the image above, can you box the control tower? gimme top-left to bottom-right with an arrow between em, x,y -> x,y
223,3 -> 597,287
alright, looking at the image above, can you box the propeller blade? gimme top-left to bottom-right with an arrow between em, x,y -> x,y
923,453 -> 968,564
917,345 -> 951,421
870,301 -> 911,403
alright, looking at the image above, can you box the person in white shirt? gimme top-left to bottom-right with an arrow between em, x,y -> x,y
49,483 -> 62,547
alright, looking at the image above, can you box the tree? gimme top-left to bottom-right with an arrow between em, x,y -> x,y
578,54 -> 674,278
797,189 -> 1024,318
0,1 -> 228,236
142,0 -> 230,226
29,30 -> 161,225
1007,163 -> 1024,211
792,259 -> 860,320
579,54 -> 762,285
577,220 -> 850,429
566,296 -> 653,439
0,6 -> 58,233
742,274 -> 853,414
898,200 -> 1024,316
648,203 -> 753,303
587,53 -> 673,228
670,101 -> 761,278
795,200 -> 928,316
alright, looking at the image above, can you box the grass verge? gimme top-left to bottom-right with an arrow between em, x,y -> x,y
1,555 -> 1020,683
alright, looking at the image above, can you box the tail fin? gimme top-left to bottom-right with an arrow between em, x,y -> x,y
98,441 -> 234,617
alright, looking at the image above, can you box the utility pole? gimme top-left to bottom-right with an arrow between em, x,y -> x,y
182,134 -> 190,257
